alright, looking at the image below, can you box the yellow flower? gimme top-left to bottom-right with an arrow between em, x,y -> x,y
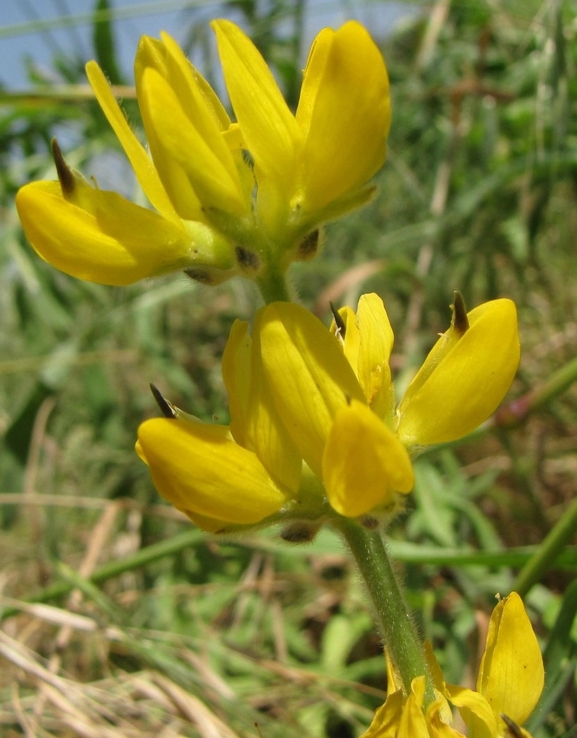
361,592 -> 544,738
16,27 -> 254,287
136,292 -> 519,530
213,19 -> 391,253
16,21 -> 390,287
256,293 -> 519,518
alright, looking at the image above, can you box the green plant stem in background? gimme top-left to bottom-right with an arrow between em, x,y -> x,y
513,494 -> 577,597
335,517 -> 435,703
494,354 -> 577,429
1,519 -> 574,624
0,528 -> 204,622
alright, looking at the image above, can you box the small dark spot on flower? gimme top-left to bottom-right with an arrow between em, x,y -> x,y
184,268 -> 214,285
360,515 -> 379,530
236,246 -> 260,271
281,523 -> 317,543
299,230 -> 320,259
242,149 -> 254,169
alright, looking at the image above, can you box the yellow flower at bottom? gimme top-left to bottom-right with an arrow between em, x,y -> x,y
361,593 -> 544,738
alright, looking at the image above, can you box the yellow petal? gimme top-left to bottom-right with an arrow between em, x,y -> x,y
222,316 -> 301,493
332,305 -> 360,371
359,690 -> 404,738
397,299 -> 520,445
323,400 -> 413,517
222,319 -> 252,448
258,302 -> 365,477
446,685 -> 497,738
212,19 -> 301,196
158,31 -> 232,136
137,418 -> 286,525
398,677 -> 430,737
426,696 -> 466,737
334,295 -> 395,421
136,35 -> 246,216
355,293 -> 396,421
136,33 -> 231,134
162,29 -> 249,200
245,309 -> 302,493
85,60 -> 179,224
296,22 -> 390,211
476,593 -> 544,728
179,510 -> 232,533
16,181 -> 197,286
133,36 -> 203,221
140,68 -> 245,214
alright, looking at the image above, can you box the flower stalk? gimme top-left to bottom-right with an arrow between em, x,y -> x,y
256,264 -> 293,304
334,517 -> 436,704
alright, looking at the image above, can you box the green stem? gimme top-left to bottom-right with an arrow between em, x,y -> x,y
256,262 -> 292,304
335,518 -> 435,703
494,354 -> 577,430
513,495 -> 577,597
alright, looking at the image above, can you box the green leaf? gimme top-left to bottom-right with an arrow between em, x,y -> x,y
92,0 -> 123,85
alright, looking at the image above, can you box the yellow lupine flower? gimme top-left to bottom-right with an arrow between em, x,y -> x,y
136,292 -> 519,529
396,299 -> 521,446
133,32 -> 251,220
361,593 -> 544,738
213,19 -> 391,248
16,20 -> 390,286
16,55 -> 243,286
257,293 -> 519,518
136,420 -> 287,532
136,309 -> 303,533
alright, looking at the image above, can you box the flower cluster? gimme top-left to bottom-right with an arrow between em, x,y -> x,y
136,293 -> 519,532
15,19 -> 543,738
16,20 -> 390,289
361,593 -> 544,738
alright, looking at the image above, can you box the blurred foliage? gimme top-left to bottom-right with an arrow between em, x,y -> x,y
1,0 -> 577,736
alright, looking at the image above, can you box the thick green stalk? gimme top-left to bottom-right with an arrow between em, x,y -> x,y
256,262 -> 292,304
335,517 -> 435,703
